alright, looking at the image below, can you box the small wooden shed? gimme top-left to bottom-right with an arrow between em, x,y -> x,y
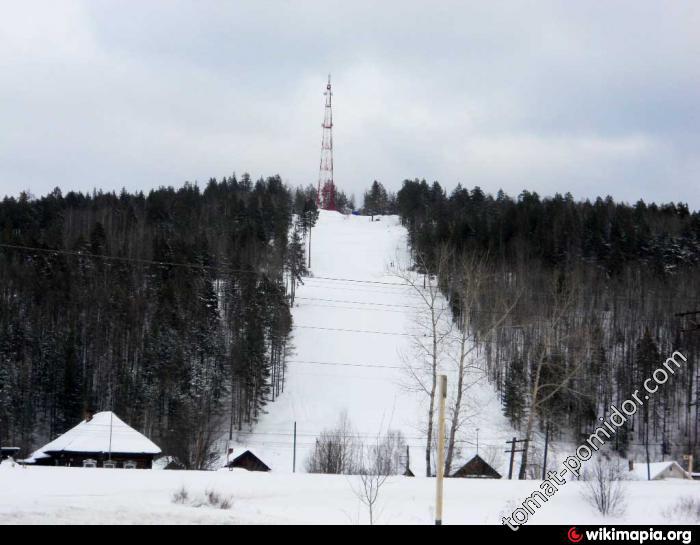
226,449 -> 271,472
0,447 -> 20,461
451,454 -> 502,479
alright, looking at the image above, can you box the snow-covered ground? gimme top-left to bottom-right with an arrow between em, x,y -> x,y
1,462 -> 697,525
4,211 -> 694,525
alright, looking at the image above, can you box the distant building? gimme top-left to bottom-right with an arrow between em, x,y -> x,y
23,411 -> 161,469
451,454 -> 502,479
628,460 -> 690,481
1,447 -> 20,461
225,448 -> 271,472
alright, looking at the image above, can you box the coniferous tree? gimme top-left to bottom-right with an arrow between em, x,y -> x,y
286,227 -> 307,306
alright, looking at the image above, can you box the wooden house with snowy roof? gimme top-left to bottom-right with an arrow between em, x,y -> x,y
628,460 -> 691,481
24,411 -> 161,469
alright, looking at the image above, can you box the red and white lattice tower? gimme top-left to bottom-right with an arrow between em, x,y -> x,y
317,74 -> 336,210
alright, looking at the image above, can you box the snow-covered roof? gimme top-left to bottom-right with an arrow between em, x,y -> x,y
225,445 -> 271,468
25,412 -> 161,462
227,447 -> 262,462
629,461 -> 688,480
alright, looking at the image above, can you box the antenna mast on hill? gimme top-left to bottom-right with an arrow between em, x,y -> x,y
317,74 -> 336,210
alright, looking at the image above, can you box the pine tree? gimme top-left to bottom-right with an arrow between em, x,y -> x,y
363,181 -> 388,219
286,227 -> 307,306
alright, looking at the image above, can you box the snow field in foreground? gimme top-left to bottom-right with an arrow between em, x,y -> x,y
1,464 -> 696,525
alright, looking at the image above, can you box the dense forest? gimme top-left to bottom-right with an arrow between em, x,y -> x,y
0,175 -> 316,468
3,174 -> 699,476
395,179 -> 700,474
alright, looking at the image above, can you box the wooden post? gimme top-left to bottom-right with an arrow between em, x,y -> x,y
435,374 -> 447,526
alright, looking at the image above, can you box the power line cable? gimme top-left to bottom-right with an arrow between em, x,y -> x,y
3,242 -> 698,306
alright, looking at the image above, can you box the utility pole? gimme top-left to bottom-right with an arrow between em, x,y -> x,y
505,438 -> 529,480
435,375 -> 447,526
542,421 -> 550,480
506,438 -> 517,480
683,454 -> 694,477
108,412 -> 113,462
293,422 -> 297,473
476,428 -> 480,456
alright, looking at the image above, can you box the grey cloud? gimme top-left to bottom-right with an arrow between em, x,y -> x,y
0,0 -> 698,208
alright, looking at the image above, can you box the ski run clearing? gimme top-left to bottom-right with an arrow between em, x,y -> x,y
239,211 -> 520,478
1,211 -> 697,525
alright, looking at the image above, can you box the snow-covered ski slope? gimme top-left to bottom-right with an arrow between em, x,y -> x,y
230,211 -> 518,477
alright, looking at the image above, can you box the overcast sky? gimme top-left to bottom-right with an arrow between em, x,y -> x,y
1,1 -> 699,208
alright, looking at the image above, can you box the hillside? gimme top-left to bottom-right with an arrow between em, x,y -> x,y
227,211 -> 520,477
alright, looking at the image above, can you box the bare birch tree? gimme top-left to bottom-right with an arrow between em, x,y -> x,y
518,274 -> 591,479
393,248 -> 452,477
350,430 -> 405,525
443,253 -> 520,475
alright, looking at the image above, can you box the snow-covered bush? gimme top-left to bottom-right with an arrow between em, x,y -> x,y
306,411 -> 363,475
173,487 -> 232,510
581,458 -> 627,516
205,489 -> 232,509
664,497 -> 700,523
172,486 -> 189,505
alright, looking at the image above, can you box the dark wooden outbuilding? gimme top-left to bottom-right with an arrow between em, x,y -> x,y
1,447 -> 20,461
226,449 -> 271,472
451,454 -> 502,479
